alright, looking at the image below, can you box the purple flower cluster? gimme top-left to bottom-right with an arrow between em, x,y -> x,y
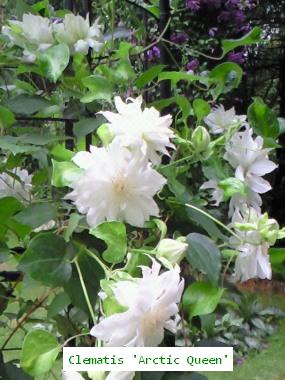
228,51 -> 245,65
186,0 -> 200,12
186,0 -> 255,28
186,58 -> 199,71
170,32 -> 188,44
146,46 -> 160,61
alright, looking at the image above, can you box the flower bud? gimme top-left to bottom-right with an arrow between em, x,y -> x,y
156,238 -> 188,267
88,372 -> 106,380
191,126 -> 211,156
97,123 -> 114,146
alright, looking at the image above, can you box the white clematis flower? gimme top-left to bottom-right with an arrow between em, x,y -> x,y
224,127 -> 277,214
66,141 -> 166,228
62,371 -> 85,380
106,372 -> 135,380
2,14 -> 55,62
54,14 -> 103,54
100,96 -> 174,165
0,168 -> 32,201
88,372 -> 106,380
234,243 -> 272,282
204,105 -> 246,134
224,127 -> 277,194
90,260 -> 184,347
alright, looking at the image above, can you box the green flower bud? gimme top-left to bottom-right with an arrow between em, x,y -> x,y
191,126 -> 211,153
97,123 -> 114,146
88,372 -> 106,380
156,238 -> 188,268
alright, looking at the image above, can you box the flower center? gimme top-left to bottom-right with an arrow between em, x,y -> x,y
141,310 -> 163,333
111,173 -> 129,196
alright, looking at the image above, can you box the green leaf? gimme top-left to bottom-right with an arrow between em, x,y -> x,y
278,117 -> 285,134
64,248 -> 104,314
158,71 -> 206,85
64,213 -> 82,242
47,292 -> 70,319
13,203 -> 56,229
175,95 -> 191,123
186,206 -> 224,240
219,177 -> 246,201
269,248 -> 285,265
248,97 -> 280,139
90,221 -> 127,264
183,281 -> 224,319
73,115 -> 105,137
20,330 -> 60,377
2,95 -> 52,115
186,233 -> 222,284
81,75 -> 113,103
0,243 -> 10,263
0,196 -> 23,222
136,65 -> 165,89
0,106 -> 15,128
0,136 -> 40,154
38,44 -> 70,82
222,27 -> 262,56
51,144 -> 75,161
193,99 -> 210,122
51,159 -> 83,187
209,62 -> 242,98
19,233 -> 72,286
0,360 -> 33,380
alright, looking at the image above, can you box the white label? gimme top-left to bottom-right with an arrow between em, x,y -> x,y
63,347 -> 233,372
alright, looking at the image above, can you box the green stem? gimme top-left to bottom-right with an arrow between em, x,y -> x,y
61,332 -> 90,349
111,0 -> 115,49
85,248 -> 111,278
75,260 -> 97,325
184,203 -> 242,241
161,154 -> 193,169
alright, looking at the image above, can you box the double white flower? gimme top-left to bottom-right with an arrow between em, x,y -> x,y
202,126 -> 277,217
229,206 -> 285,282
62,371 -> 134,380
2,13 -> 103,61
234,243 -> 272,282
91,260 -> 184,347
54,14 -> 103,54
100,96 -> 174,165
224,127 -> 277,215
2,13 -> 55,62
204,105 -> 246,134
66,141 -> 166,228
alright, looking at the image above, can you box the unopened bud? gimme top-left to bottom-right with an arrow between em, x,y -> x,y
191,126 -> 211,154
156,238 -> 188,267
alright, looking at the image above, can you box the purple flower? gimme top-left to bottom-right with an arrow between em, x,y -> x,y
146,46 -> 160,61
228,51 -> 245,65
233,10 -> 246,24
186,0 -> 200,11
209,27 -> 218,37
170,32 -> 188,44
186,58 -> 199,71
